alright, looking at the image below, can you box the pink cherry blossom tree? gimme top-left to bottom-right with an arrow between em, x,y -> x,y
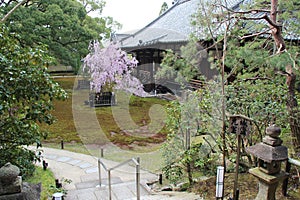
83,41 -> 146,97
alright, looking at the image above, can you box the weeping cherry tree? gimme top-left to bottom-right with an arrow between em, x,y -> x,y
83,41 -> 146,97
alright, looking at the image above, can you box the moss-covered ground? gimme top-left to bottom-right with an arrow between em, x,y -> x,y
41,77 -> 168,172
25,167 -> 56,200
40,77 -> 300,199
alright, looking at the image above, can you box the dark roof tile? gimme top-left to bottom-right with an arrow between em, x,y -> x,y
119,0 -> 299,49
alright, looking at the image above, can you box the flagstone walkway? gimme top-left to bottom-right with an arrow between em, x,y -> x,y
37,147 -> 202,200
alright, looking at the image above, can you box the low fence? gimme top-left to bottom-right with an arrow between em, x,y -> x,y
98,157 -> 141,200
282,157 -> 300,196
77,80 -> 90,89
89,92 -> 116,107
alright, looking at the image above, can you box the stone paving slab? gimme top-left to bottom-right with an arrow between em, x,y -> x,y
43,154 -> 57,160
76,180 -> 100,190
75,178 -> 123,190
78,162 -> 93,169
98,177 -> 123,186
77,192 -> 97,200
112,184 -> 136,200
81,173 -> 107,182
57,156 -> 72,162
94,188 -> 117,200
86,167 -> 98,174
127,182 -> 149,196
66,188 -> 99,200
37,147 -> 203,200
68,159 -> 82,165
112,182 -> 150,197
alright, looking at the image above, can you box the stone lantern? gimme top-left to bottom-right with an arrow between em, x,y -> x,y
246,125 -> 288,200
0,162 -> 22,199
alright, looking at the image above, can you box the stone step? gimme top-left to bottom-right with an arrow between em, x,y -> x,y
66,181 -> 150,200
76,178 -> 123,190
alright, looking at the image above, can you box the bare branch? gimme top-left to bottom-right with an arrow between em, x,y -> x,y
1,0 -> 27,23
214,3 -> 282,34
276,70 -> 291,76
214,3 -> 270,15
284,49 -> 298,70
239,29 -> 271,40
242,77 -> 272,81
203,137 -> 217,153
239,14 -> 281,29
201,38 -> 224,52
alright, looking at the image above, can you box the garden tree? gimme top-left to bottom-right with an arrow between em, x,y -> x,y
159,0 -> 299,183
159,2 -> 168,15
0,0 -> 27,23
83,41 -> 146,96
158,46 -> 288,171
78,0 -> 105,15
226,78 -> 288,165
0,24 -> 67,177
161,89 -> 221,186
1,0 -> 120,73
155,41 -> 206,85
192,0 -> 299,151
227,79 -> 288,138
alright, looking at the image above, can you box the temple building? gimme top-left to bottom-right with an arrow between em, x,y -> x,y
115,0 -> 209,92
114,0 -> 299,92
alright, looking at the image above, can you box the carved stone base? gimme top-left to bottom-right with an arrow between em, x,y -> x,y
255,180 -> 279,200
249,168 -> 288,200
0,176 -> 22,195
0,192 -> 24,200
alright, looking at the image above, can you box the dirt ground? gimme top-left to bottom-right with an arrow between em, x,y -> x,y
191,172 -> 300,200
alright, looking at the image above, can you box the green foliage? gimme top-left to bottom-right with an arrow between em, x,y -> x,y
2,0 -> 120,73
162,163 -> 183,185
226,77 -> 288,139
159,2 -> 168,16
78,0 -> 106,15
242,0 -> 300,38
161,0 -> 300,177
156,42 -> 205,85
47,178 -> 72,197
188,0 -> 300,158
25,167 -> 55,200
161,90 -> 221,184
0,24 -> 67,177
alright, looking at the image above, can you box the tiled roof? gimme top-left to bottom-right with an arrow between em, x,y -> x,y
119,0 -> 299,49
119,0 -> 200,49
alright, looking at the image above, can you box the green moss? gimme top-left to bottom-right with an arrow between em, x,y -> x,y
25,167 -> 55,200
42,77 -> 168,147
53,77 -> 75,90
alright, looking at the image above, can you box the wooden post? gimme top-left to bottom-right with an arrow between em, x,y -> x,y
42,160 -> 48,170
159,174 -> 163,184
282,160 -> 291,196
233,130 -> 242,200
61,140 -> 64,149
101,148 -> 104,158
136,157 -> 140,200
108,170 -> 112,200
98,158 -> 102,187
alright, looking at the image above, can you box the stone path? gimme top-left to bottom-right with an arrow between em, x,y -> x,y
37,147 -> 202,200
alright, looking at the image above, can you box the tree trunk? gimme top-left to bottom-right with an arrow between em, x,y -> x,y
187,162 -> 193,186
270,0 -> 300,151
270,0 -> 286,52
286,71 -> 300,149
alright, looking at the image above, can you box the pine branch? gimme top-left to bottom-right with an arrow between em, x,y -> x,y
239,29 -> 272,40
242,77 -> 272,81
214,3 -> 270,15
239,14 -> 281,29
